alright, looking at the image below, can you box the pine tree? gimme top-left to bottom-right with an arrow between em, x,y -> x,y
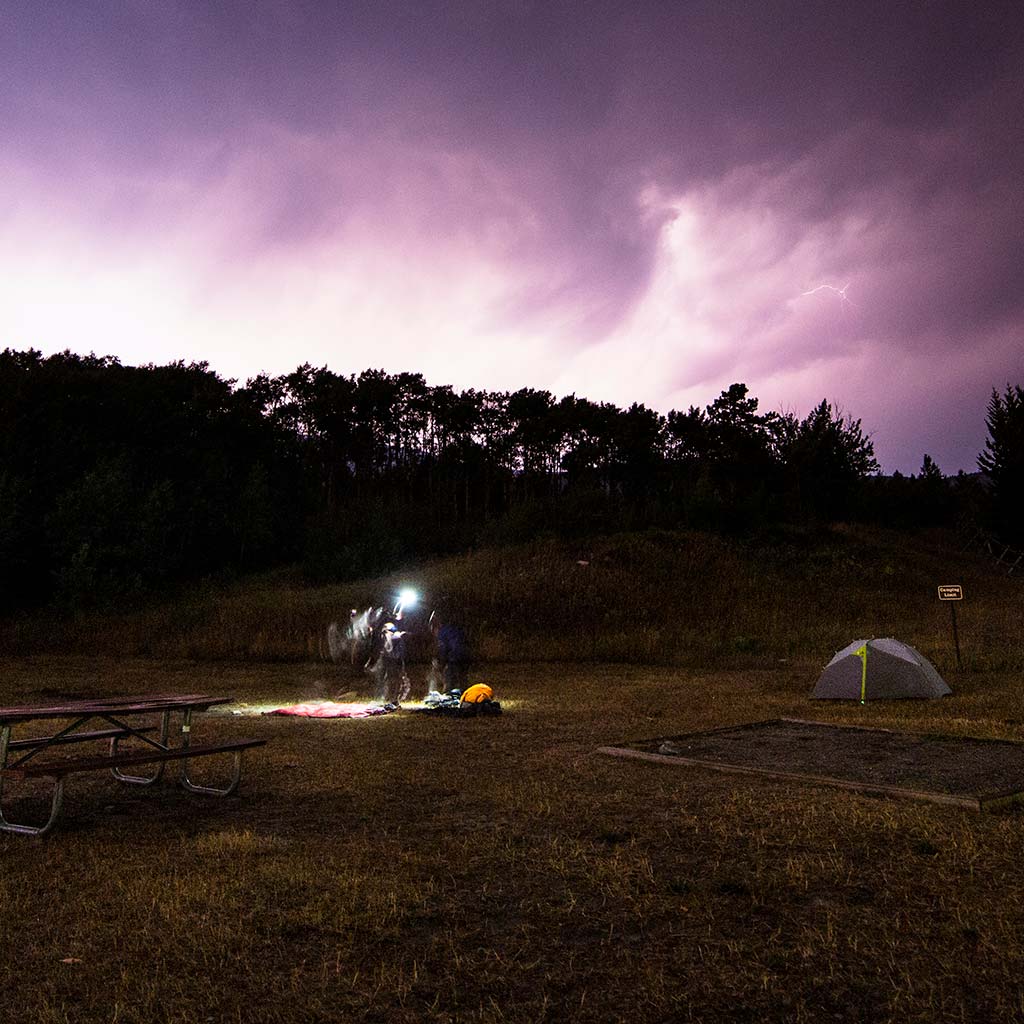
978,384 -> 1024,542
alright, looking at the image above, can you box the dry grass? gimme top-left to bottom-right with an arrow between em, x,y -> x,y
2,525 -> 1023,1021
2,655 -> 1024,1023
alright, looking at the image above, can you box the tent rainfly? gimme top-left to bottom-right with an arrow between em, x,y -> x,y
812,638 -> 952,701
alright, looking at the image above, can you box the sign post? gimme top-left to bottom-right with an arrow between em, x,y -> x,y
937,585 -> 963,671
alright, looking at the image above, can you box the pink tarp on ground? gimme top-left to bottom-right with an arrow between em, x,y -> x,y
265,702 -> 395,719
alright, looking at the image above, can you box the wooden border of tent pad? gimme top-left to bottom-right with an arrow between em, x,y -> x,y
597,718 -> 1024,812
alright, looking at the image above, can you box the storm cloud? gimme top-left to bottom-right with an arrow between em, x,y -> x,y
2,0 -> 1022,470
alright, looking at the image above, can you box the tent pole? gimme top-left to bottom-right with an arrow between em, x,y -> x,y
857,644 -> 868,704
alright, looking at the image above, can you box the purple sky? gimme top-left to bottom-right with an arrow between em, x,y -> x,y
2,1 -> 1022,472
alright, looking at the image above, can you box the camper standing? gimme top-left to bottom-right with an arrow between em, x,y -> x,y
430,611 -> 470,692
380,621 -> 411,705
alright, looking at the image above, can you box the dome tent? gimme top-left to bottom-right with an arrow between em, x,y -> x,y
812,638 -> 952,701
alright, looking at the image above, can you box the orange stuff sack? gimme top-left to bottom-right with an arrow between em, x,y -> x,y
460,683 -> 494,704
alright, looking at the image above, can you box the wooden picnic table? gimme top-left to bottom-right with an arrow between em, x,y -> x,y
0,694 -> 265,837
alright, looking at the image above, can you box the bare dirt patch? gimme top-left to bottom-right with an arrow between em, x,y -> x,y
605,718 -> 1024,808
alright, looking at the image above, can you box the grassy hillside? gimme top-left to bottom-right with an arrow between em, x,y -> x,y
2,524 -> 1020,673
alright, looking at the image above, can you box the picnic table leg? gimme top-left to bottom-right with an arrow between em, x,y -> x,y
110,710 -> 170,787
0,778 -> 66,837
0,726 -> 66,837
178,709 -> 244,797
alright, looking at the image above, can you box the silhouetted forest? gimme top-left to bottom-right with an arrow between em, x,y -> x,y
0,348 -> 1006,612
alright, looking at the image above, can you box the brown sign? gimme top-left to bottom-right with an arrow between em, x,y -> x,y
938,585 -> 963,601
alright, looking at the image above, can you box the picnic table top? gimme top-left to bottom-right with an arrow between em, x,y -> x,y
0,694 -> 232,725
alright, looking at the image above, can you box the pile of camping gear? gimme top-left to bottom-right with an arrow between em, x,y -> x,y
418,684 -> 502,716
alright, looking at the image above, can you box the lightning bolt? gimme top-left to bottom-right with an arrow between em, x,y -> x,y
801,282 -> 857,309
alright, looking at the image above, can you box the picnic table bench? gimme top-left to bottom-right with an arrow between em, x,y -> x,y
0,694 -> 266,836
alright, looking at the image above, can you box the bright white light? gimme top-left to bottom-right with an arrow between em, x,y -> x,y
398,588 -> 418,608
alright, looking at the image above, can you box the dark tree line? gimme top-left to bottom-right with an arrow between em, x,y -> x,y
979,384 -> 1024,544
3,347 -> 1005,614
0,350 -> 303,611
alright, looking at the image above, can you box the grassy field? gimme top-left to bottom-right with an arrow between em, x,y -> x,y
2,526 -> 1023,1022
